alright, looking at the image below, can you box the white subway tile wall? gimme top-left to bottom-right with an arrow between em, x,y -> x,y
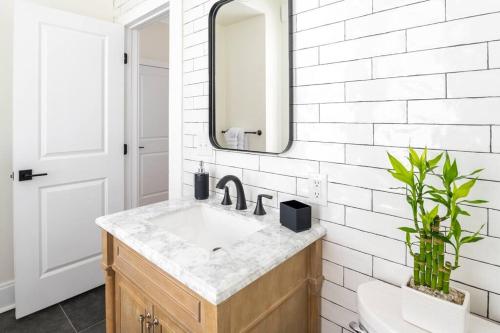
179,0 -> 500,329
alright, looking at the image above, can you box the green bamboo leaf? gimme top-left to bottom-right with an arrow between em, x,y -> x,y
388,153 -> 410,175
461,225 -> 485,243
428,194 -> 447,206
427,185 -> 447,194
408,148 -> 420,168
421,215 -> 432,232
406,232 -> 412,255
468,169 -> 484,177
428,152 -> 443,168
431,232 -> 453,245
449,160 -> 458,182
459,199 -> 488,205
389,170 -> 413,187
442,153 -> 451,182
420,148 -> 428,172
460,236 -> 484,244
399,227 -> 418,233
429,205 -> 439,220
406,195 -> 416,206
453,179 -> 477,200
452,220 -> 462,242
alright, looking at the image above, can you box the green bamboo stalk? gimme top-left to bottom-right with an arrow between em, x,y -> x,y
431,273 -> 438,289
432,255 -> 438,272
413,254 -> 421,285
432,241 -> 438,259
431,257 -> 439,290
442,262 -> 452,294
437,240 -> 445,291
437,271 -> 444,290
425,238 -> 432,286
419,233 -> 426,285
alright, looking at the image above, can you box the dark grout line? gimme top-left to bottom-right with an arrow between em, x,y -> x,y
78,320 -> 105,333
59,304 -> 77,333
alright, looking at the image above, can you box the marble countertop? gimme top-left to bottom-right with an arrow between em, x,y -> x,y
95,197 -> 326,305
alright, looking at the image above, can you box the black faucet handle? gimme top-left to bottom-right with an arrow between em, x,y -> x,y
221,186 -> 232,206
254,194 -> 273,215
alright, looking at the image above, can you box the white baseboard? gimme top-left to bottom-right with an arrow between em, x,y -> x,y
0,280 -> 15,314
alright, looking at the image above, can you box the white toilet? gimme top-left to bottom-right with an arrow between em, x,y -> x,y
350,281 -> 500,333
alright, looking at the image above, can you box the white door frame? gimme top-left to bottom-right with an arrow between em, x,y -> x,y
118,0 -> 183,208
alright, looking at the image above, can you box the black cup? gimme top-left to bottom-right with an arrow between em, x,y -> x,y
280,200 -> 311,232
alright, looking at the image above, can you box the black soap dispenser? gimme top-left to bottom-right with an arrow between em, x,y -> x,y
194,161 -> 209,200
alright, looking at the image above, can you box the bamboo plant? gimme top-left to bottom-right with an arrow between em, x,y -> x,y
387,148 -> 486,294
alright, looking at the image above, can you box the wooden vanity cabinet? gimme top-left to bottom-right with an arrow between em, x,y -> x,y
153,301 -> 190,333
114,274 -> 150,333
101,231 -> 323,333
114,273 -> 187,333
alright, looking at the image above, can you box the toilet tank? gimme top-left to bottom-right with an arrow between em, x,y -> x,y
356,281 -> 426,333
353,281 -> 500,333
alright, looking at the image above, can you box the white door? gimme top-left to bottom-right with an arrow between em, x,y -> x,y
138,65 -> 169,206
13,1 -> 124,318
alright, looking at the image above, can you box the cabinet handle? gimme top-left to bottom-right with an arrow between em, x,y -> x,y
145,312 -> 152,332
153,318 -> 159,326
139,314 -> 145,333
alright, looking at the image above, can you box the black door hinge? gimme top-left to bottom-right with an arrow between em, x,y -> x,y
124,144 -> 128,155
124,53 -> 128,64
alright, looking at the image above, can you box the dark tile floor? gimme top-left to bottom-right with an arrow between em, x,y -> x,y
0,286 -> 105,333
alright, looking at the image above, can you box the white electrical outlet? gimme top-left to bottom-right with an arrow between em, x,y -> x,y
308,173 -> 327,206
198,140 -> 213,157
197,128 -> 214,157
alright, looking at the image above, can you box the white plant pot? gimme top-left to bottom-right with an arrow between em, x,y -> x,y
401,278 -> 470,333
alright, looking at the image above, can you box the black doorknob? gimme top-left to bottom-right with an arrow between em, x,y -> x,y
19,169 -> 48,182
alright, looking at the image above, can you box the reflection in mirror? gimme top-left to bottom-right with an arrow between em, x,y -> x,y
209,0 -> 292,154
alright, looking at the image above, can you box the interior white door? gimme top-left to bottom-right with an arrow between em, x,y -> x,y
138,65 -> 169,206
12,1 -> 124,318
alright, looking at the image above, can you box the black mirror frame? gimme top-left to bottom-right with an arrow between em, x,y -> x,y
208,0 -> 294,155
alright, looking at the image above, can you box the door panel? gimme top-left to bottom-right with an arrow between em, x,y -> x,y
40,179 -> 105,275
138,65 -> 169,206
140,67 -> 169,139
141,152 -> 169,199
13,1 -> 124,318
40,24 -> 106,157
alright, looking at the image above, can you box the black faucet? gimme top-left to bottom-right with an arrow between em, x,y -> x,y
216,175 -> 247,210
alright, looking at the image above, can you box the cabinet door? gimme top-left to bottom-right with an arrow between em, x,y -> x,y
115,275 -> 150,333
153,304 -> 188,333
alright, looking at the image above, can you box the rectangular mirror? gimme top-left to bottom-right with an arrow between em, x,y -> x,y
209,0 -> 292,154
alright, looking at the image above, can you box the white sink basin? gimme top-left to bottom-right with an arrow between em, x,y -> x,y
148,205 -> 265,251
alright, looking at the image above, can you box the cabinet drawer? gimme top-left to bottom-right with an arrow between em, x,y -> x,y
113,240 -> 201,327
